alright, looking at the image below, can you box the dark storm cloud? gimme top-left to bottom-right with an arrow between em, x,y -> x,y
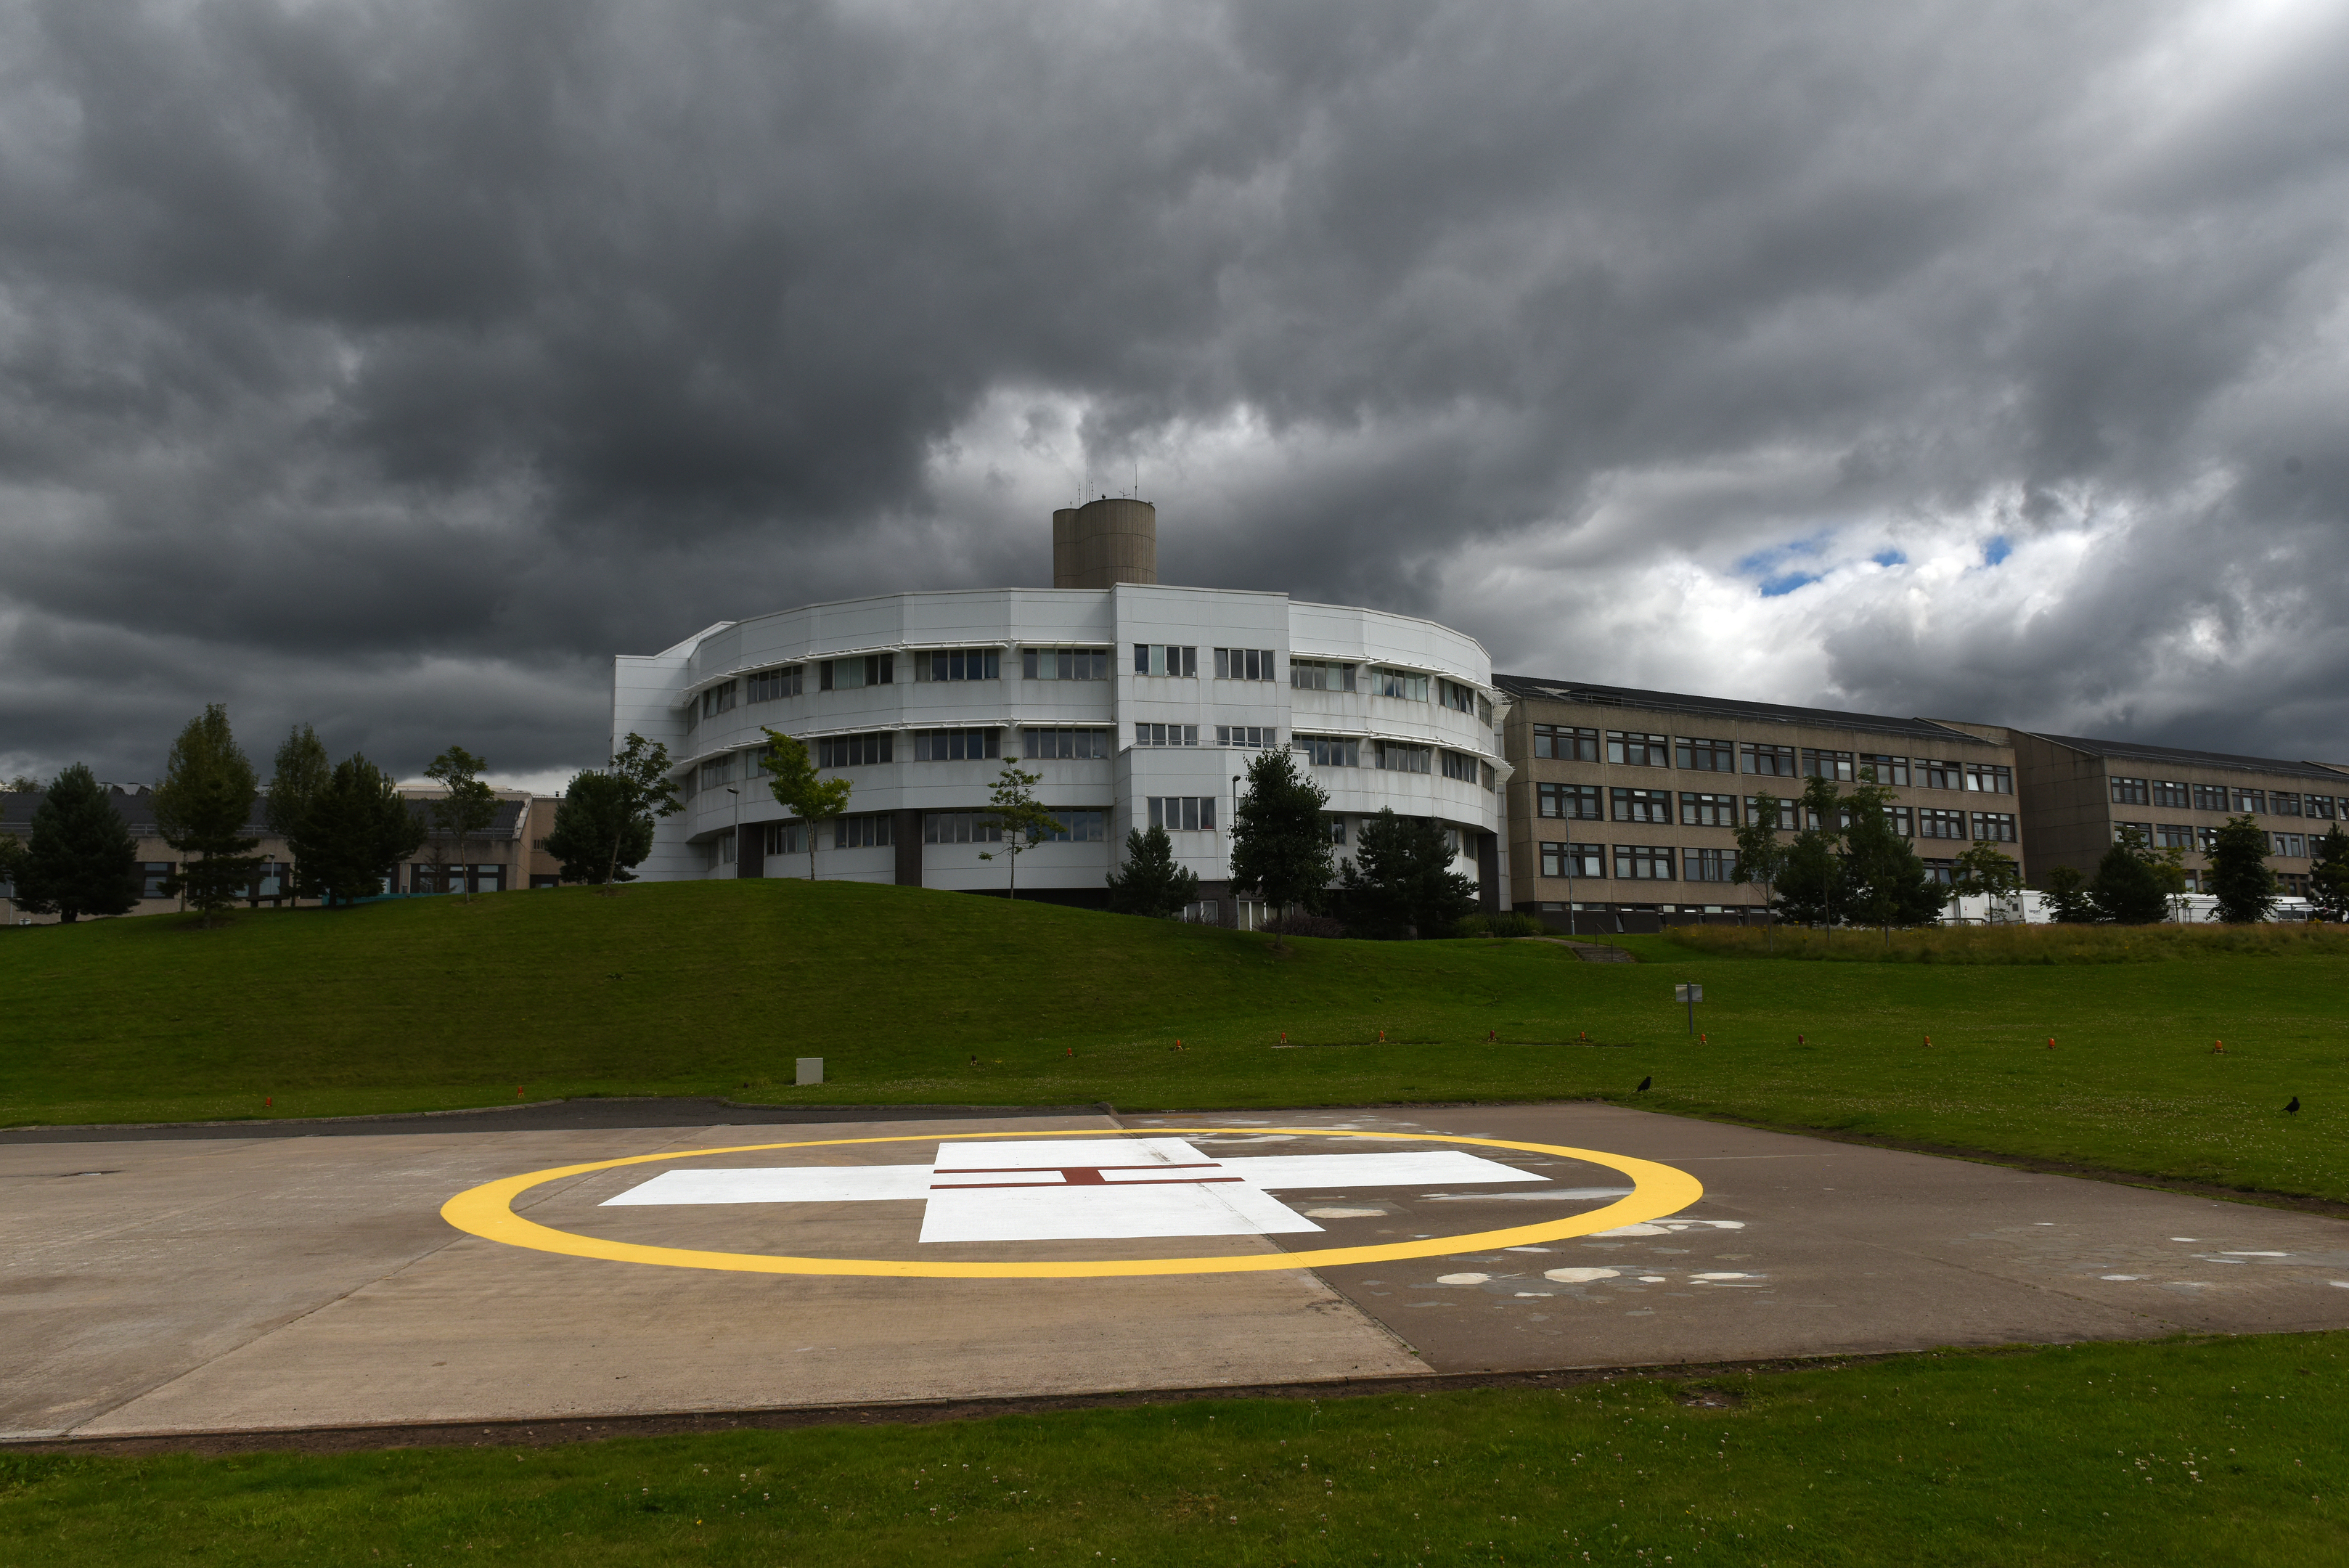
2,0 -> 2347,785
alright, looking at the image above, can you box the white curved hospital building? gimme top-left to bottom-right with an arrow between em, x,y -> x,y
613,499 -> 1508,923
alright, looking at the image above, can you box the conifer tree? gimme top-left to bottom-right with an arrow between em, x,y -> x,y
1104,824 -> 1198,918
266,723 -> 333,902
2309,824 -> 2349,923
15,764 -> 140,922
292,754 -> 424,905
153,705 -> 264,925
1228,747 -> 1335,924
2207,813 -> 2279,924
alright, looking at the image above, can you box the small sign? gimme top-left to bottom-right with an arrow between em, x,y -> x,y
1675,984 -> 1703,1003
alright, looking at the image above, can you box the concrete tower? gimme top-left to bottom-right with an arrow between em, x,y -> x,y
1052,497 -> 1157,589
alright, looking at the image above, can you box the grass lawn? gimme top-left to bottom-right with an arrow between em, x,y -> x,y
4,880 -> 2342,1201
4,1332 -> 2342,1566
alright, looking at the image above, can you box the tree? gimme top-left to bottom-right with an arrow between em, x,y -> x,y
542,770 -> 655,884
2310,824 -> 2349,923
2088,831 -> 2169,924
1730,792 -> 1792,950
1948,839 -> 2025,920
976,764 -> 1061,899
1840,780 -> 1945,937
0,829 -> 30,907
266,724 -> 333,903
594,733 -> 685,891
152,705 -> 265,926
2035,864 -> 2098,923
1227,748 -> 1335,926
1336,809 -> 1479,939
1773,777 -> 1850,928
1104,825 -> 1198,917
15,764 -> 140,921
293,754 -> 424,905
4,774 -> 38,792
759,727 -> 851,881
2207,813 -> 2279,925
424,746 -> 498,902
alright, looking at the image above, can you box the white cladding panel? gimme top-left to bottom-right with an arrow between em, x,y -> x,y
622,584 -> 1500,891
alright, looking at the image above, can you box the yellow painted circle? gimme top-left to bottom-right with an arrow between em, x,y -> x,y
440,1127 -> 1704,1279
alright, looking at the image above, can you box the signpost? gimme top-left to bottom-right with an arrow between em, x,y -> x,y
1675,982 -> 1703,1034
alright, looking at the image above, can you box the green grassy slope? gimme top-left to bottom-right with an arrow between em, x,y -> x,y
4,1333 -> 2342,1567
4,881 -> 2342,1199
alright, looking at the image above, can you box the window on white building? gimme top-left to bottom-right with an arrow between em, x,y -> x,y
1023,647 -> 1111,681
914,648 -> 1001,682
1290,658 -> 1356,692
1148,796 -> 1217,832
1022,727 -> 1113,760
1214,648 -> 1278,681
1217,725 -> 1278,748
1294,735 -> 1360,767
1133,723 -> 1199,748
747,667 -> 802,703
820,655 -> 894,690
1133,645 -> 1198,677
912,728 -> 1000,761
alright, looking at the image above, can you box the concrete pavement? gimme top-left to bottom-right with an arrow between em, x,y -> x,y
4,1101 -> 2346,1442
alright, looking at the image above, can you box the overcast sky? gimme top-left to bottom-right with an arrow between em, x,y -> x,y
4,0 -> 2346,791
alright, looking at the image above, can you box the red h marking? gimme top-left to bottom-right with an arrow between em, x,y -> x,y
931,1162 -> 1240,1191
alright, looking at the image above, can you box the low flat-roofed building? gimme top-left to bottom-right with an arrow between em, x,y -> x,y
1939,725 -> 2348,898
1495,677 -> 2024,919
1,785 -> 553,923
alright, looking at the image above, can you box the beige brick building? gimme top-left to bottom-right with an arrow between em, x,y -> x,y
1937,727 -> 2348,898
1496,677 -> 2024,922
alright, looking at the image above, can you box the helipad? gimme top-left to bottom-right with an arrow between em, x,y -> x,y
4,1101 -> 2348,1442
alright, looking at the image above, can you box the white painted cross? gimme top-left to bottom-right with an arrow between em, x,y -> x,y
603,1137 -> 1552,1244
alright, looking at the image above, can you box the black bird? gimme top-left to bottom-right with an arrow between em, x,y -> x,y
2286,1096 -> 2300,1114
1636,1076 -> 1653,1093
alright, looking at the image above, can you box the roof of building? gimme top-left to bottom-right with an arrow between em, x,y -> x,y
2019,732 -> 2349,785
1492,675 -> 1993,747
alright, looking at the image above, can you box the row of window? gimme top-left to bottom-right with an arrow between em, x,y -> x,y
1533,783 -> 2016,840
1148,796 -> 1219,832
1529,726 -> 2013,791
1538,843 -> 1743,883
2110,778 -> 2346,819
2115,822 -> 2321,859
694,650 -> 1489,727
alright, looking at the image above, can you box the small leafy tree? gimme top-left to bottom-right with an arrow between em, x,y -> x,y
2310,824 -> 2349,923
1336,809 -> 1479,939
2090,826 -> 2171,925
543,770 -> 655,884
4,774 -> 38,792
1105,824 -> 1198,917
423,746 -> 498,901
598,733 -> 685,890
2207,813 -> 2279,924
293,754 -> 425,905
2035,864 -> 2098,923
1840,779 -> 1944,939
759,727 -> 851,881
153,705 -> 266,926
1948,838 -> 2025,920
266,723 -> 334,903
977,763 -> 1061,899
1730,792 -> 1791,950
1228,748 -> 1335,929
15,765 -> 141,921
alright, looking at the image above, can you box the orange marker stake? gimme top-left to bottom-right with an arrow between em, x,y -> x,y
2213,1040 -> 2226,1054
1924,1035 -> 1932,1048
264,1095 -> 271,1109
2048,1037 -> 2056,1050
516,1085 -> 524,1099
1378,1029 -> 1386,1043
1700,1032 -> 1708,1045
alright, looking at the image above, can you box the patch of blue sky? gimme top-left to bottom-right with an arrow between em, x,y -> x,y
1983,535 -> 2012,566
1759,570 -> 1824,597
1871,548 -> 1906,567
1738,531 -> 1834,598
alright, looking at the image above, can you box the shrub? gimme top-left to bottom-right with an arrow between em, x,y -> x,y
1262,911 -> 1347,940
1661,920 -> 2349,964
1453,912 -> 1548,939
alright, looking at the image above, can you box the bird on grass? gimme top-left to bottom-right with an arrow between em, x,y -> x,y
1636,1076 -> 1653,1093
2286,1095 -> 2300,1114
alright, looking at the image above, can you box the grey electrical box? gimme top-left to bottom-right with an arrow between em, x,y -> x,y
796,1057 -> 823,1086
